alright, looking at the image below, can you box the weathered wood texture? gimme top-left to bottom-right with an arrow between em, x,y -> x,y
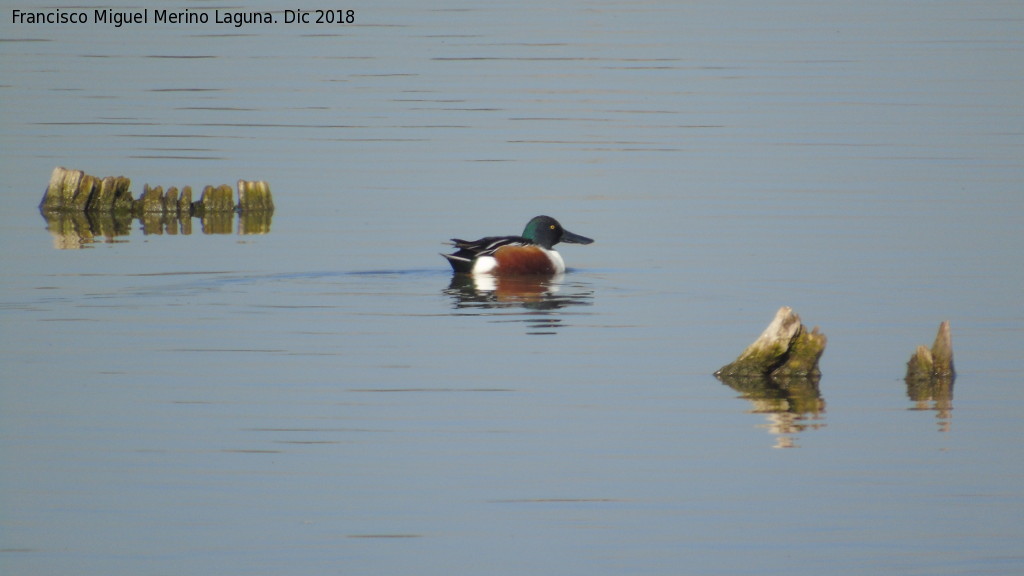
39,166 -> 273,216
238,179 -> 275,212
715,306 -> 827,379
906,321 -> 956,380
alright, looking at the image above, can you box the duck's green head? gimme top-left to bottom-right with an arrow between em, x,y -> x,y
521,215 -> 594,250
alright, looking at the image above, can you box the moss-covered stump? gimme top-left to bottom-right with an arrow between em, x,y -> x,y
40,167 -> 133,214
715,306 -> 827,379
237,179 -> 274,212
192,184 -> 235,216
178,186 -> 193,216
906,321 -> 955,380
89,175 -> 134,214
136,184 -> 166,214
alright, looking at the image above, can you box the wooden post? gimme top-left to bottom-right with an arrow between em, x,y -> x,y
906,321 -> 955,379
178,186 -> 193,216
40,166 -> 73,212
237,179 -> 274,212
89,176 -> 118,212
136,184 -> 166,214
715,306 -> 827,379
163,186 -> 180,214
40,167 -> 134,214
194,184 -> 235,216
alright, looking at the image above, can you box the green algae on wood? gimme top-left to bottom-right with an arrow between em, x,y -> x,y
177,185 -> 193,216
39,167 -> 133,214
39,167 -> 273,216
779,324 -> 827,377
137,184 -> 166,214
192,184 -> 234,216
906,321 -> 955,380
715,306 -> 827,379
88,175 -> 134,214
237,179 -> 274,212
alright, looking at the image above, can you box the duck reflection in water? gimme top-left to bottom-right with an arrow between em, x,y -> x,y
446,273 -> 592,309
444,273 -> 594,334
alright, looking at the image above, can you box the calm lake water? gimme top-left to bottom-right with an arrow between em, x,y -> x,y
2,1 -> 1023,575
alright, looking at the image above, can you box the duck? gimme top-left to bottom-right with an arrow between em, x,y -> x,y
442,215 -> 593,275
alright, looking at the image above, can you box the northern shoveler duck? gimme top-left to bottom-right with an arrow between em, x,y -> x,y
442,215 -> 594,275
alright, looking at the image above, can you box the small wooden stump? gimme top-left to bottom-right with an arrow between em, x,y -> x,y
905,321 -> 955,380
192,184 -> 234,216
715,306 -> 827,379
138,184 -> 166,214
178,186 -> 193,216
238,179 -> 274,212
90,175 -> 134,213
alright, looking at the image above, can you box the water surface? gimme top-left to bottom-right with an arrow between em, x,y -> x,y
2,1 -> 1023,575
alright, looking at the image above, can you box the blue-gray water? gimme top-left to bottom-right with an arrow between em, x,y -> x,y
2,1 -> 1023,575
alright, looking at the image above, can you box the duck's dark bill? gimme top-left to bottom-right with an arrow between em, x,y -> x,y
562,229 -> 594,245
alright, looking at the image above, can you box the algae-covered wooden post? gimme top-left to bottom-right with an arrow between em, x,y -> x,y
715,306 -> 827,379
178,185 -> 193,216
906,321 -> 955,380
40,166 -> 75,212
192,184 -> 235,215
89,175 -> 133,214
40,167 -> 133,214
237,179 -> 274,212
163,186 -> 180,214
136,184 -> 166,214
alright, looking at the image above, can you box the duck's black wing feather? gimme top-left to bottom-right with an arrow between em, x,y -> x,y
442,235 -> 531,273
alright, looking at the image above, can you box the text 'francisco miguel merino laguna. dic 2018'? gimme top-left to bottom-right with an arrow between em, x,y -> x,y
8,8 -> 347,28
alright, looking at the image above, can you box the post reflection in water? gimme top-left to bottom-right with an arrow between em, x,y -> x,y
906,375 -> 954,433
41,210 -> 273,249
716,373 -> 826,449
443,273 -> 594,335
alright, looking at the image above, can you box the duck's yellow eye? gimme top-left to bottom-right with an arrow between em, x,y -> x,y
550,225 -> 556,230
